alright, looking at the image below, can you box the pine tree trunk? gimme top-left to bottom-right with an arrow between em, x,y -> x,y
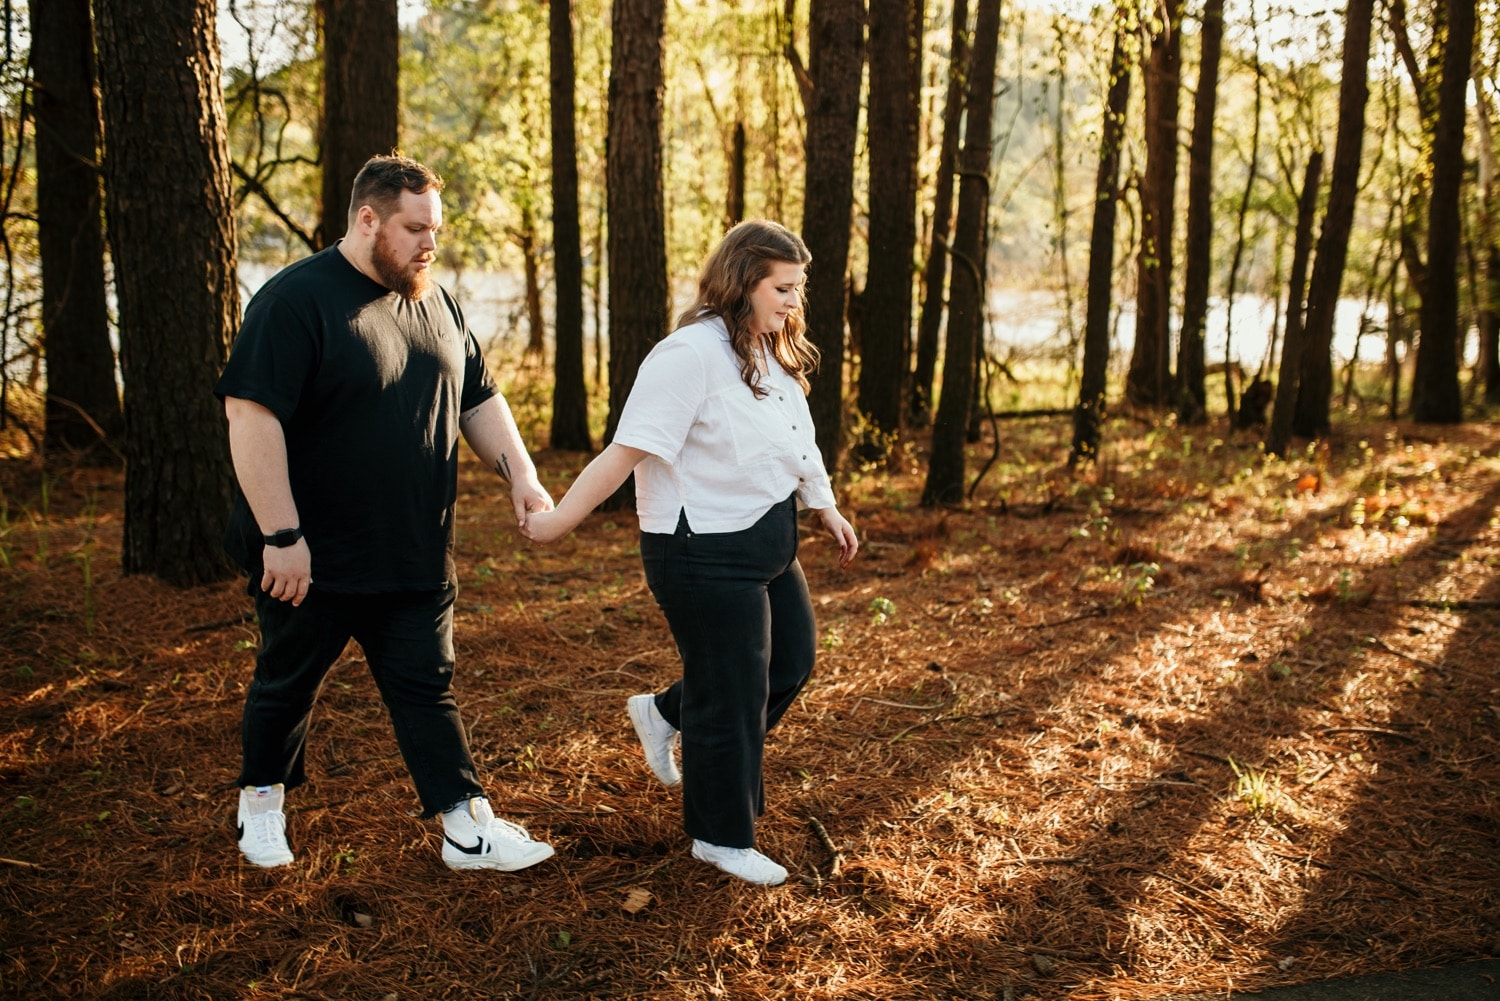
1293,0 -> 1373,436
31,0 -> 120,459
318,0 -> 398,246
796,0 -> 865,471
549,0 -> 591,451
1069,11 -> 1130,467
1175,0 -> 1224,426
910,0 -> 969,427
95,0 -> 239,585
922,0 -> 1000,505
604,0 -> 669,501
858,0 -> 923,450
728,122 -> 746,227
1267,152 -> 1324,458
1410,0 -> 1475,424
1124,2 -> 1181,408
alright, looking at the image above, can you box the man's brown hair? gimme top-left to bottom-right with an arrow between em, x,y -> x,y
347,154 -> 444,224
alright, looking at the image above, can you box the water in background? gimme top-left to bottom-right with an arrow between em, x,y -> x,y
238,263 -> 1398,370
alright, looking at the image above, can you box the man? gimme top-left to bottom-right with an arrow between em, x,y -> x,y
215,154 -> 554,872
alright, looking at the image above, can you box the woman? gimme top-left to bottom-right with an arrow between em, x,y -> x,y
522,220 -> 857,886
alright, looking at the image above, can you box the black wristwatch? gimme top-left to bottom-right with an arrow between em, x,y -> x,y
263,527 -> 303,548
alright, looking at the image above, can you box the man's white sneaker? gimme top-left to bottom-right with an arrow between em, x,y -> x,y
441,797 -> 555,872
691,840 -> 788,886
627,694 -> 681,786
237,785 -> 294,868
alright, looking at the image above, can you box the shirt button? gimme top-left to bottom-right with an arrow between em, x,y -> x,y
791,425 -> 798,430
802,454 -> 808,460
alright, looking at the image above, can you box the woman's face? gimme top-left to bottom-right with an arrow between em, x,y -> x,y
747,261 -> 806,336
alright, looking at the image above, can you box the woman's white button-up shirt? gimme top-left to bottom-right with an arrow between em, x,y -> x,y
612,316 -> 839,534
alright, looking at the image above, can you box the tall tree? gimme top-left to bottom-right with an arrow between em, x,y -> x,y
318,0 -> 398,246
1175,0 -> 1224,425
1070,8 -> 1132,467
30,0 -> 120,459
858,0 -> 923,451
1476,82 -> 1500,404
1292,0 -> 1373,437
550,0 -> 591,451
1410,0 -> 1475,423
788,0 -> 865,470
910,0 -> 969,426
922,0 -> 1000,505
604,0 -> 669,501
1124,0 -> 1182,408
95,0 -> 239,585
1267,152 -> 1324,458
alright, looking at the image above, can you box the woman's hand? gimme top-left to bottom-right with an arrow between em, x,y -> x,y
817,507 -> 859,568
520,508 -> 570,545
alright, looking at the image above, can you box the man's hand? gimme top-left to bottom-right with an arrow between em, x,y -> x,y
261,538 -> 313,606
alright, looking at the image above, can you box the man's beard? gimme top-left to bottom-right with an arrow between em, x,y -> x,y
371,228 -> 432,301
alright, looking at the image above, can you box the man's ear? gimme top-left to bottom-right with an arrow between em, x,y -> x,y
353,203 -> 379,234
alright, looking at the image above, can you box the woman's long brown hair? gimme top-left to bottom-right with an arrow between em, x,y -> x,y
673,219 -> 820,396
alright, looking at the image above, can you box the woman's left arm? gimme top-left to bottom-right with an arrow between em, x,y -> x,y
812,506 -> 859,568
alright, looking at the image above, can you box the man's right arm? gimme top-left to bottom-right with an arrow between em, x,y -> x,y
224,396 -> 312,606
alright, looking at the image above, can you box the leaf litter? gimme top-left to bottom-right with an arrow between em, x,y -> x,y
1,416 -> 1497,999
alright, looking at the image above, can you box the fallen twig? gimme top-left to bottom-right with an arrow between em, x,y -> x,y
1319,726 -> 1420,742
807,815 -> 844,877
1022,603 -> 1107,629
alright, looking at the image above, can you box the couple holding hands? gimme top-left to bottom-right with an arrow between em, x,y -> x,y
216,154 -> 857,887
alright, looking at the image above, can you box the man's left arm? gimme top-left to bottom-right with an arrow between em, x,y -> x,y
460,395 -> 554,526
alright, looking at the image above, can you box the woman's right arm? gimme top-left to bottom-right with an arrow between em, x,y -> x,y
521,443 -> 650,544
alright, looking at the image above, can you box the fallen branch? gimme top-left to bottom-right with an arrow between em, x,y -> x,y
1319,726 -> 1420,743
807,815 -> 843,877
1023,603 -> 1107,630
182,612 -> 254,633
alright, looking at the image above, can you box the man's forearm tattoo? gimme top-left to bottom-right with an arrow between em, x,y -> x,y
494,453 -> 512,483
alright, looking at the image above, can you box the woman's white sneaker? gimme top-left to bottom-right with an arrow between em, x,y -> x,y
691,840 -> 788,886
237,785 -> 294,868
627,694 -> 681,786
440,797 -> 555,871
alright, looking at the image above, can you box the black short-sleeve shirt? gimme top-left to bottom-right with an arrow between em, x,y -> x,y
214,246 -> 498,592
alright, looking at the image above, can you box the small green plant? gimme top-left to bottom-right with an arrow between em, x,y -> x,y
820,627 -> 844,651
1117,562 -> 1160,608
334,847 -> 358,870
553,930 -> 573,950
868,596 -> 896,625
1228,757 -> 1280,819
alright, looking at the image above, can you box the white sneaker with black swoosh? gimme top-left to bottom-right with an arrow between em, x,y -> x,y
440,796 -> 555,871
237,784 -> 294,868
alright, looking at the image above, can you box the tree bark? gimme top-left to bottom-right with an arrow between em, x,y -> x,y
549,0 -> 591,451
1410,0 -> 1475,424
922,0 -> 1000,505
1175,0 -> 1224,426
1267,152 -> 1323,458
1293,0 -> 1373,436
910,0 -> 969,426
604,0 -> 669,507
95,0 -> 239,585
792,0 -> 865,471
317,0 -> 398,246
30,0 -> 121,459
1124,1 -> 1181,408
1069,10 -> 1131,467
858,0 -> 923,450
728,121 -> 746,228
1475,83 -> 1500,404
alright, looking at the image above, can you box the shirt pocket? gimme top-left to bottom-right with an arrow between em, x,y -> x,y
719,386 -> 786,467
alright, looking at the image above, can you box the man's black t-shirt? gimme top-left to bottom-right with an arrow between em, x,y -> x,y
214,245 -> 499,592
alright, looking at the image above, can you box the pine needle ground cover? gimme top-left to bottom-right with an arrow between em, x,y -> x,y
2,417 -> 1497,1000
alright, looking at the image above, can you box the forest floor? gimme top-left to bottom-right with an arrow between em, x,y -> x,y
1,413 -> 1498,1000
